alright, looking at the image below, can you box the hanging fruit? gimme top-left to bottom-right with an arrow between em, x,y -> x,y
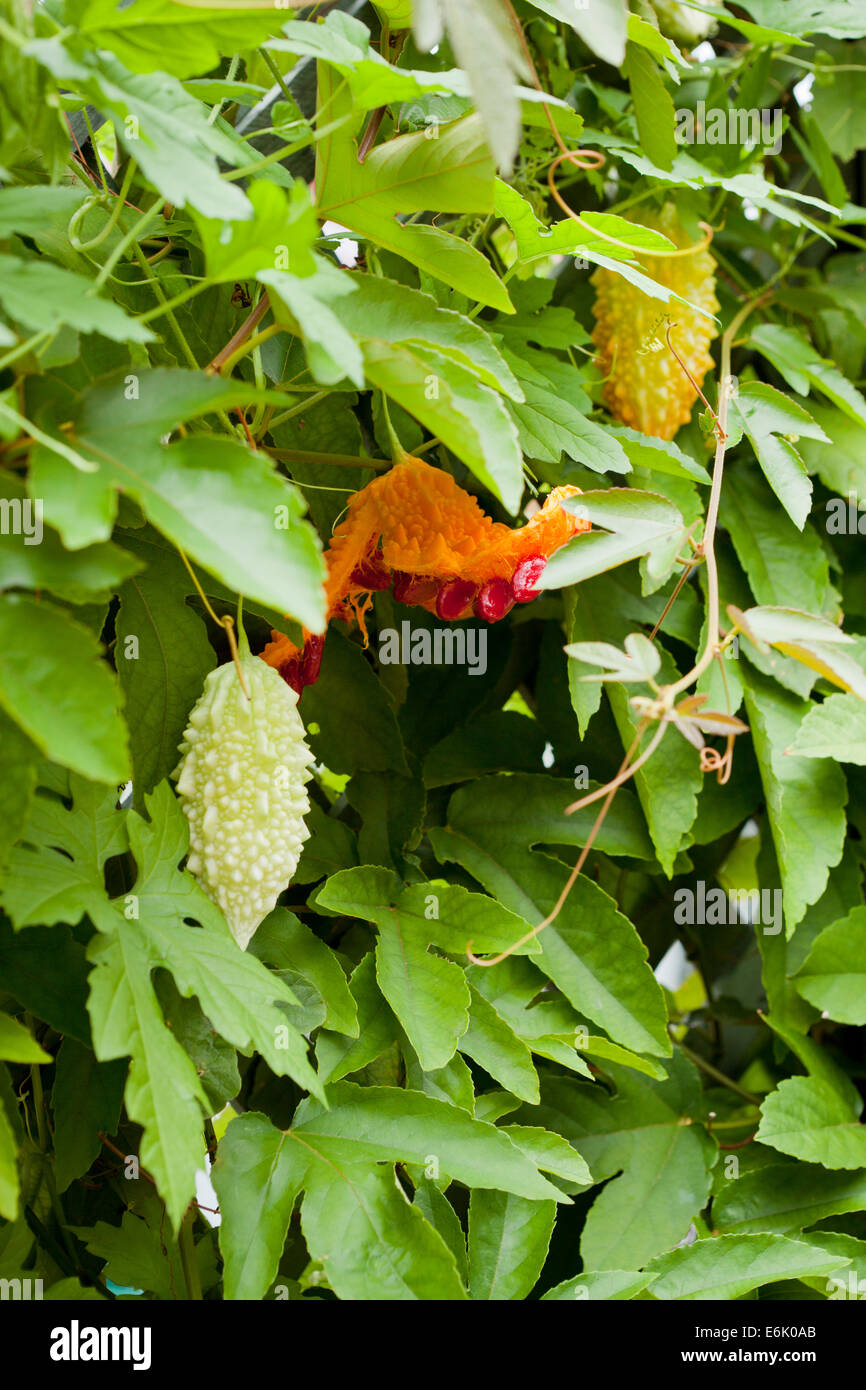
652,0 -> 722,45
262,455 -> 590,692
174,636 -> 314,950
590,204 -> 720,442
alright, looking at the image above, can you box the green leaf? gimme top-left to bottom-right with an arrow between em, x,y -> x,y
0,1013 -> 50,1064
789,693 -> 866,764
5,775 -> 322,1226
27,38 -> 253,219
720,463 -> 838,627
194,180 -> 317,284
528,0 -> 629,65
468,1190 -> 555,1300
0,710 -> 39,888
0,473 -> 142,603
501,1123 -> 593,1185
292,1081 -> 566,1200
626,42 -> 676,172
0,1091 -> 19,1221
73,1209 -> 196,1301
314,61 -> 511,310
0,254 -> 153,343
114,532 -> 216,804
458,984 -> 540,1104
250,909 -> 359,1039
360,339 -> 524,514
58,373 -> 326,629
327,272 -> 523,399
714,1162 -> 866,1234
538,1058 -> 715,1270
503,348 -> 630,476
300,630 -> 408,774
318,110 -> 496,220
757,1075 -> 866,1169
423,711 -> 548,787
750,323 -> 866,428
316,868 -> 539,1066
316,954 -> 400,1085
0,596 -> 130,784
643,1233 -> 849,1301
729,382 -> 828,529
213,1111 -> 308,1302
540,490 -> 687,589
743,668 -> 847,932
429,770 -> 654,872
610,427 -> 711,484
0,918 -> 91,1046
72,0 -> 291,78
0,185 -> 87,237
52,1039 -> 126,1192
542,1269 -> 655,1300
793,907 -> 866,1024
300,1160 -> 468,1300
262,262 -> 365,388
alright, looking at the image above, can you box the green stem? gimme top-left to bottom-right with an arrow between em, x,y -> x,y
131,244 -> 199,370
208,53 -> 241,124
178,1209 -> 203,1300
219,321 -> 282,378
136,276 -> 211,325
676,1040 -> 761,1106
268,389 -> 330,430
0,329 -> 53,373
69,158 -> 136,253
269,448 -> 389,471
258,45 -> 295,104
94,192 -> 163,290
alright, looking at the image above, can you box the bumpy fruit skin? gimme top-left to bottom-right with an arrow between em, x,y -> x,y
174,651 -> 313,950
651,0 -> 722,45
591,204 -> 719,441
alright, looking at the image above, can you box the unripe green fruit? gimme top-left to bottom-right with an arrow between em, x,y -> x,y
174,649 -> 313,950
651,0 -> 722,45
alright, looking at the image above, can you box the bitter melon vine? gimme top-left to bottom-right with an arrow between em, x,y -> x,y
1,0 -> 866,1326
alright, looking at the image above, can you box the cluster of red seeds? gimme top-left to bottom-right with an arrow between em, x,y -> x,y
279,553 -> 549,697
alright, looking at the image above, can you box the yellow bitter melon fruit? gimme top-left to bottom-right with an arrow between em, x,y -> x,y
591,203 -> 720,442
174,645 -> 313,950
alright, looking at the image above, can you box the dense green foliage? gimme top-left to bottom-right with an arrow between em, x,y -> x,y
3,0 -> 866,1302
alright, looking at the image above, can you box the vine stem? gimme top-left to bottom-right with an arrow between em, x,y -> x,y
268,449 -> 390,471
177,549 -> 250,698
667,292 -> 768,699
207,295 -> 271,373
675,1039 -> 761,1106
178,1209 -> 203,1300
468,722 -> 652,965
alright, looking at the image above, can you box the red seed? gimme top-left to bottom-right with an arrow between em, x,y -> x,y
279,659 -> 304,697
351,555 -> 391,591
393,571 -> 439,605
474,577 -> 514,623
436,578 -> 478,621
511,554 -> 547,603
299,634 -> 324,687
